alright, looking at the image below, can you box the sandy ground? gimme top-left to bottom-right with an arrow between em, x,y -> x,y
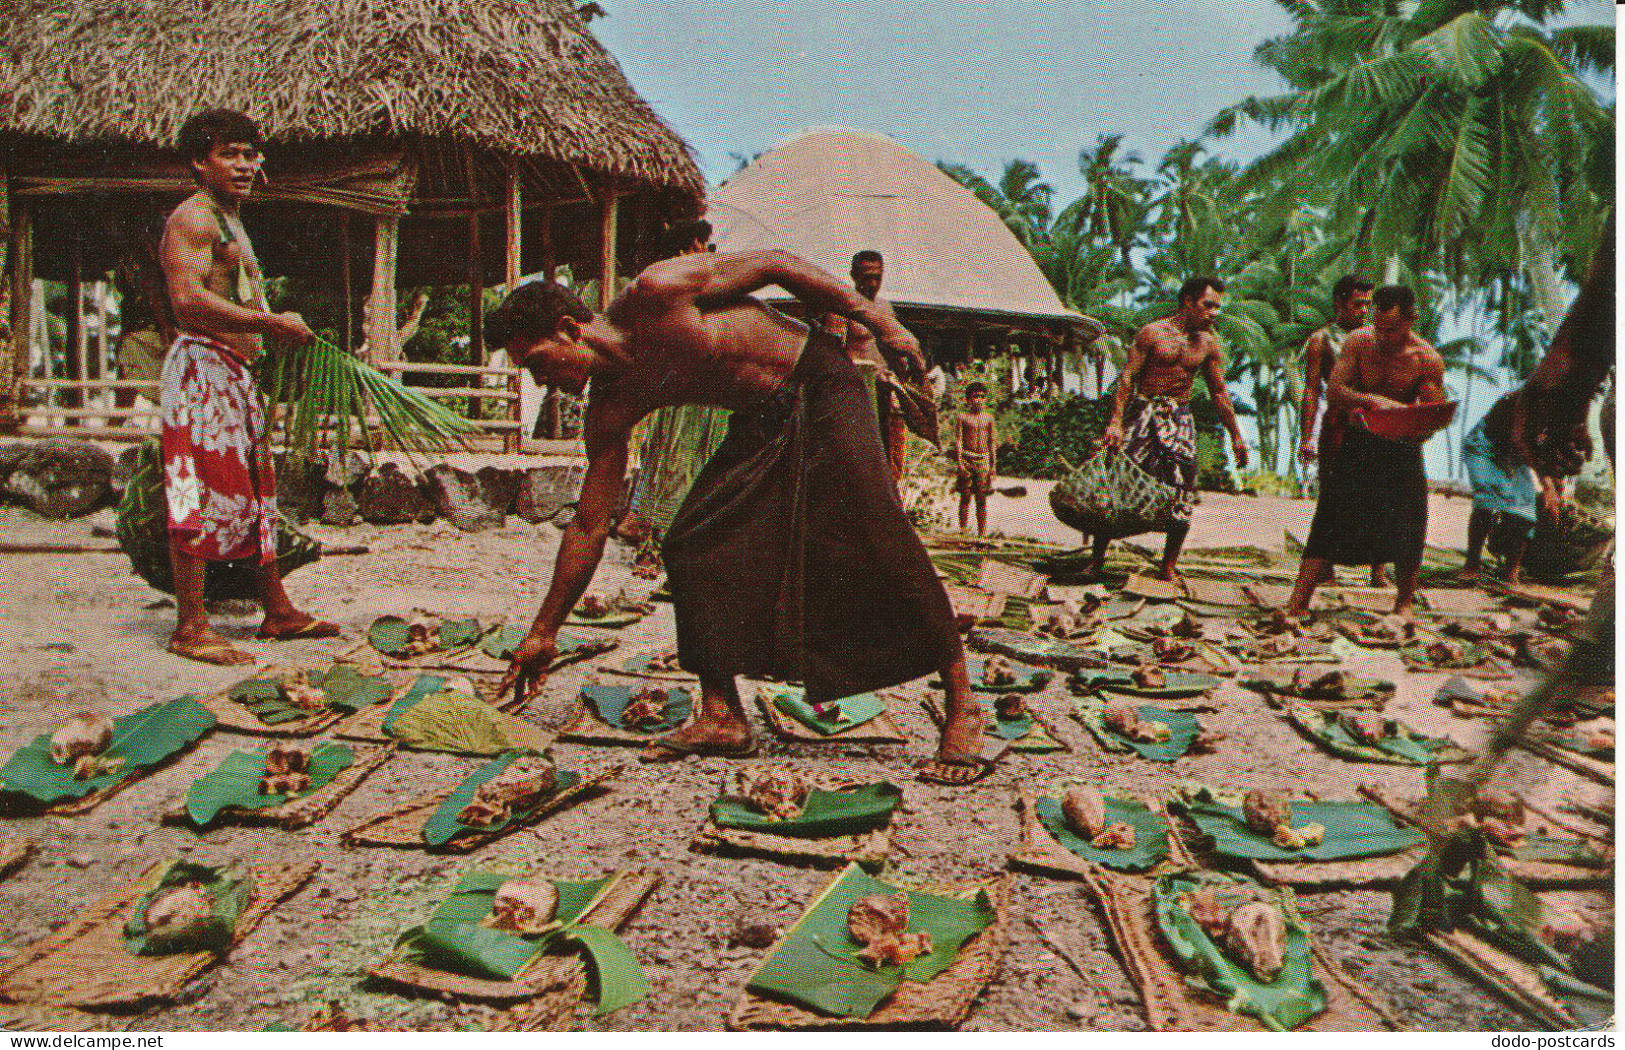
0,480 -> 1606,1032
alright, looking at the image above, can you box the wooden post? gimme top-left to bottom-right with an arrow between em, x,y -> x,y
504,159 -> 521,293
367,215 -> 399,363
538,206 -> 554,279
467,212 -> 484,423
0,171 -> 13,431
599,193 -> 618,297
340,211 -> 353,355
65,241 -> 84,417
93,280 -> 108,383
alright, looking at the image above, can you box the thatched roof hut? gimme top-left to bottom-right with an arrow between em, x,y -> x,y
0,0 -> 705,434
707,128 -> 1101,371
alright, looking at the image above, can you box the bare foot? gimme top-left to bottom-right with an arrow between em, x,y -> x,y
1459,567 -> 1483,585
1154,566 -> 1184,585
256,613 -> 341,640
935,704 -> 987,762
1503,568 -> 1523,585
639,717 -> 755,762
1370,567 -> 1393,587
1393,605 -> 1416,625
166,627 -> 254,666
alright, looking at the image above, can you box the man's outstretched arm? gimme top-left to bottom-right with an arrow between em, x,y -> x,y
501,430 -> 630,699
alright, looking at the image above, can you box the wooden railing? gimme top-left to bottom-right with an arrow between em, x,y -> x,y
13,361 -> 525,451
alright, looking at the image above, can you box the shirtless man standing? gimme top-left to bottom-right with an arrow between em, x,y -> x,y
157,109 -> 337,663
1091,277 -> 1248,581
1287,285 -> 1447,619
489,250 -> 990,784
822,250 -> 913,481
1300,275 -> 1391,587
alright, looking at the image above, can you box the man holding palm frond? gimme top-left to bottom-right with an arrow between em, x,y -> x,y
155,109 -> 338,665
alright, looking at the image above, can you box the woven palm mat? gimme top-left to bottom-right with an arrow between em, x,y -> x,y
341,766 -> 623,851
690,764 -> 894,868
727,872 -> 1010,1030
367,869 -> 660,1009
1517,738 -> 1614,786
335,682 -> 523,744
0,859 -> 317,1008
555,694 -> 683,748
1258,689 -> 1387,713
1076,865 -> 1399,1031
0,837 -> 36,880
1422,928 -> 1575,1029
1352,787 -> 1612,888
201,662 -> 349,738
40,735 -> 212,817
920,695 -> 1068,752
1008,789 -> 1197,878
753,691 -> 907,746
160,745 -> 393,830
347,636 -> 618,675
1400,652 -> 1514,680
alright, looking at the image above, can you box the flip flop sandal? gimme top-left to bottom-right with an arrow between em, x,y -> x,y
637,735 -> 760,763
166,638 -> 255,665
915,750 -> 1001,786
257,619 -> 342,641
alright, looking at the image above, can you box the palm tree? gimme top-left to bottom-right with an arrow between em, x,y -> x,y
936,159 -> 1056,249
1209,0 -> 1613,325
1074,134 -> 1153,270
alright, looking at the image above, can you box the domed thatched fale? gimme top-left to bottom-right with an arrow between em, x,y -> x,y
707,127 -> 1100,369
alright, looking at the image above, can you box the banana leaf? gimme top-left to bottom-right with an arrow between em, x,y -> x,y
260,335 -> 481,465
228,666 -> 389,721
0,697 -> 214,803
1072,697 -> 1200,761
1286,708 -> 1471,765
1069,668 -> 1220,698
185,743 -> 354,826
480,625 -> 529,660
421,750 -> 578,846
439,619 -> 483,649
933,657 -> 1052,694
381,675 -> 450,734
1152,872 -> 1326,1031
398,870 -> 648,1013
1508,834 -> 1610,867
967,626 -> 1095,666
386,691 -> 551,754
580,682 -> 691,733
745,864 -> 996,1019
1174,790 -> 1423,862
711,782 -> 901,838
769,688 -> 886,735
1034,793 -> 1171,872
124,861 -> 251,956
368,616 -> 413,657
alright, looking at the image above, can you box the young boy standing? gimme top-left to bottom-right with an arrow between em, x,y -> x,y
955,382 -> 997,535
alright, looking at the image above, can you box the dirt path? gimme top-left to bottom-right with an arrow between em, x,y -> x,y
0,485 -> 1603,1031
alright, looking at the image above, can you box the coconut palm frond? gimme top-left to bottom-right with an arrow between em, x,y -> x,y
262,337 -> 483,465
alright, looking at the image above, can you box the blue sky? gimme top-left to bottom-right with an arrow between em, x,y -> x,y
594,1 -> 1616,478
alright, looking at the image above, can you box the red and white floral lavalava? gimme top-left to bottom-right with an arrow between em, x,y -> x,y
159,335 -> 277,563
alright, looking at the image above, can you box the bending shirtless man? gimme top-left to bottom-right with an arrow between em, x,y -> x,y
491,250 -> 989,783
1092,277 -> 1248,581
157,109 -> 336,664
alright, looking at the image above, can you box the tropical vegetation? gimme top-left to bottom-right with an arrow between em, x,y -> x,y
938,0 -> 1612,485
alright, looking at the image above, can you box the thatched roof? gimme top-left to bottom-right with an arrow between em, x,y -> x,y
708,127 -> 1098,336
0,0 -> 703,194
